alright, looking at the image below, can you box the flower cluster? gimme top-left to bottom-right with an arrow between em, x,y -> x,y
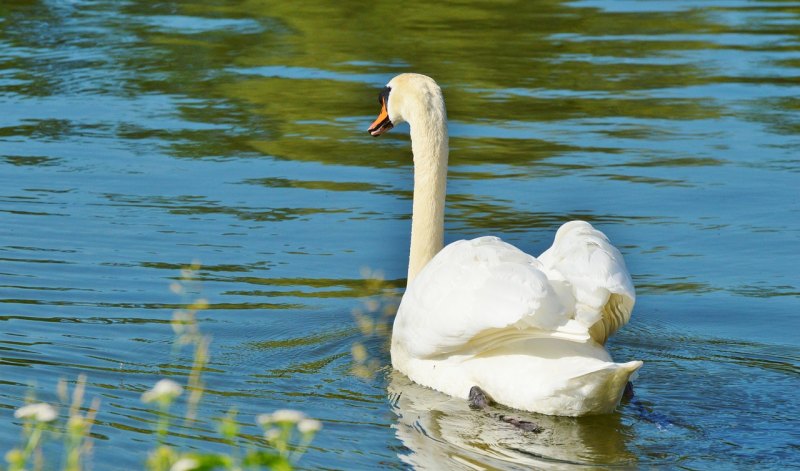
14,403 -> 57,423
141,379 -> 184,406
258,409 -> 322,435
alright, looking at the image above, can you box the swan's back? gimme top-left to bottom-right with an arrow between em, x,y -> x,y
395,236 -> 589,359
396,221 -> 635,356
391,221 -> 640,415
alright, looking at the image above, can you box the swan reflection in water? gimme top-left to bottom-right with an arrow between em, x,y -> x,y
387,371 -> 637,470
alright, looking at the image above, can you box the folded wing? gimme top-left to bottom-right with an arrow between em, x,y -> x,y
538,221 -> 635,345
395,236 -> 589,359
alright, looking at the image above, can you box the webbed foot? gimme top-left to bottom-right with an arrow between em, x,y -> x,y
468,385 -> 543,433
468,385 -> 493,410
622,381 -> 635,402
500,415 -> 543,433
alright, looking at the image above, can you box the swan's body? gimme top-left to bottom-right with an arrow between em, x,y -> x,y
369,73 -> 642,416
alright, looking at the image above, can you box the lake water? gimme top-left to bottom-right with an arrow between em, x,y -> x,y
1,0 -> 798,469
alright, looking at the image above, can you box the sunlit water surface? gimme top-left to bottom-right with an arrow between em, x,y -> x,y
1,0 -> 798,469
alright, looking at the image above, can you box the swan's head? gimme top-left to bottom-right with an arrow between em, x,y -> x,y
368,73 -> 445,137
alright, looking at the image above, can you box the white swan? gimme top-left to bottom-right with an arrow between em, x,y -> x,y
368,73 -> 642,417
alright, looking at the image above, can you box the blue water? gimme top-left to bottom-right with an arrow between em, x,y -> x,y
1,0 -> 798,469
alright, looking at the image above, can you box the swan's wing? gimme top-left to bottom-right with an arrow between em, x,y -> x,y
538,221 -> 635,345
395,236 -> 588,359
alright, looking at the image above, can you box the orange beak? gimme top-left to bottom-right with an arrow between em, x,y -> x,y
368,98 -> 393,136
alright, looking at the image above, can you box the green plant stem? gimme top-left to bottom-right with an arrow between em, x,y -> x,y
155,404 -> 172,445
185,335 -> 209,424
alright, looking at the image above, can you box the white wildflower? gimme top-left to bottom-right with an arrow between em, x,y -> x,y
170,458 -> 200,471
270,409 -> 305,423
297,418 -> 322,434
141,379 -> 183,404
14,403 -> 57,422
256,413 -> 271,427
264,428 -> 281,441
171,311 -> 192,335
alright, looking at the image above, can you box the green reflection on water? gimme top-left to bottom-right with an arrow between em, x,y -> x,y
67,0 -> 754,170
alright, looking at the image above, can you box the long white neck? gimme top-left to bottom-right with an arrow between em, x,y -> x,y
407,108 -> 448,284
